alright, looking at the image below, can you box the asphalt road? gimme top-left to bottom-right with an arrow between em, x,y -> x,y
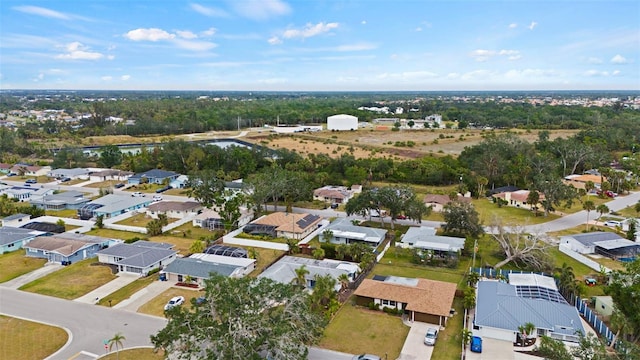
0,287 -> 166,359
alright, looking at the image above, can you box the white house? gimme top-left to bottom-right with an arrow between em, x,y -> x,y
327,114 -> 358,131
146,201 -> 202,219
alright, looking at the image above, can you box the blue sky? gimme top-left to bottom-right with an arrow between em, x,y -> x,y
1,0 -> 638,91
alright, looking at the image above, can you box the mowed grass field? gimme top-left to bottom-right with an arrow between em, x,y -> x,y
19,257 -> 116,299
0,250 -> 47,283
0,316 -> 68,360
98,348 -> 165,360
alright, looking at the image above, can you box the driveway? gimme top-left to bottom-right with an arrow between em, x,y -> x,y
0,263 -> 63,289
465,338 -> 514,360
398,321 -> 436,360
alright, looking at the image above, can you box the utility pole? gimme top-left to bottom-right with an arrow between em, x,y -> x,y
472,238 -> 478,270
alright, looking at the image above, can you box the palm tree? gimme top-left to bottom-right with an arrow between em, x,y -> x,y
609,309 -> 634,350
108,332 -> 126,360
337,273 -> 350,292
596,204 -> 609,221
293,265 -> 309,289
556,263 -> 577,301
467,271 -> 480,287
583,200 -> 595,231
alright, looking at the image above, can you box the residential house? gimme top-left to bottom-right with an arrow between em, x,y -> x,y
313,185 -> 360,204
47,168 -> 91,180
559,232 -> 640,260
258,256 -> 360,292
0,185 -> 53,202
96,240 -> 177,275
488,185 -> 519,196
245,212 -> 322,240
0,226 -> 46,254
128,169 -> 180,185
0,163 -> 11,174
146,201 -> 202,219
162,253 -> 256,285
20,222 -> 65,234
474,274 -> 585,343
592,296 -> 615,319
30,190 -> 90,211
0,213 -> 30,227
24,236 -> 105,264
169,175 -> 189,189
491,189 -> 545,209
423,194 -> 471,212
89,169 -> 133,182
354,275 -> 457,326
77,194 -> 152,220
399,226 -> 465,256
563,174 -> 606,190
323,218 -> 387,247
10,164 -> 51,177
193,207 -> 253,230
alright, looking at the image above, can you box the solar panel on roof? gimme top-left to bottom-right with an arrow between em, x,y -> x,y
372,275 -> 388,282
515,285 -> 567,304
297,214 -> 320,229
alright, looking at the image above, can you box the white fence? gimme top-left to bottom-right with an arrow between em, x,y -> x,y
558,245 -> 611,273
223,228 -> 290,251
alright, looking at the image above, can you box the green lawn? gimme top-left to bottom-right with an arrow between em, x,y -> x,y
19,257 -> 116,299
116,213 -> 177,227
616,203 -> 640,218
98,275 -> 156,307
471,198 -> 560,225
98,348 -> 165,360
0,250 -> 47,283
164,223 -> 222,241
371,262 -> 465,287
431,298 -> 464,360
0,315 -> 68,360
45,208 -> 79,219
86,228 -> 146,241
138,287 -> 203,317
319,300 -> 409,359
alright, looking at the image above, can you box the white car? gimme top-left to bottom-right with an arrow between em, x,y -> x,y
131,192 -> 146,197
152,195 -> 163,202
164,296 -> 185,311
603,220 -> 621,227
424,328 -> 438,346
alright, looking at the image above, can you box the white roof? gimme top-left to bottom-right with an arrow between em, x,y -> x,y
414,241 -> 455,252
189,253 -> 256,267
508,273 -> 558,290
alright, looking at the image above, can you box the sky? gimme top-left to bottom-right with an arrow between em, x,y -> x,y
1,0 -> 639,91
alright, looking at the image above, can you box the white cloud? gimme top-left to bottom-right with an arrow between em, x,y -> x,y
584,69 -> 609,76
125,28 -> 175,42
55,42 -> 104,60
610,54 -> 628,64
361,20 -> 367,25
258,78 -> 287,84
509,23 -> 517,29
101,76 -> 113,81
587,57 -> 603,64
121,75 -> 131,81
268,36 -> 282,45
504,68 -> 557,79
13,5 -> 70,20
612,70 -> 621,76
176,30 -> 198,39
231,0 -> 291,20
173,39 -> 217,51
461,70 -> 495,80
107,55 -> 115,60
190,3 -> 229,17
470,49 -> 521,61
528,21 -> 537,30
201,28 -> 217,37
282,22 -> 339,40
33,73 -> 45,82
415,27 -> 423,32
447,73 -> 460,79
334,43 -> 376,52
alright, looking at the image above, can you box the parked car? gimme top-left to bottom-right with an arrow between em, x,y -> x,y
194,296 -> 207,305
60,177 -> 71,183
470,336 -> 483,353
396,214 -> 407,220
25,178 -> 37,184
152,195 -> 163,202
114,183 -> 125,189
156,185 -> 171,193
164,296 -> 185,311
603,220 -> 622,227
424,327 -> 438,346
131,192 -> 146,197
352,355 -> 381,360
330,203 -> 339,209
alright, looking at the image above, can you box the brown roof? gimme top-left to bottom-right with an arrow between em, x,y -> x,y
354,278 -> 457,316
253,212 -> 322,233
148,201 -> 201,212
493,190 -> 545,203
24,237 -> 95,256
566,174 -> 606,184
423,194 -> 471,205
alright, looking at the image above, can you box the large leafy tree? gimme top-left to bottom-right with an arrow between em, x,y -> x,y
605,258 -> 640,343
488,219 -> 553,271
442,201 -> 484,238
151,275 -> 325,360
98,144 -> 123,168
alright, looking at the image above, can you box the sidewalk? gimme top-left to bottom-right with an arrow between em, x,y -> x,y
0,263 -> 63,289
74,273 -> 140,304
114,279 -> 175,312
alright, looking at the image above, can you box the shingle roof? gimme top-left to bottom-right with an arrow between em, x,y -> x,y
24,236 -> 97,256
0,226 -> 44,246
88,194 -> 151,214
163,257 -> 240,278
401,226 -> 465,251
475,280 -> 585,334
354,276 -> 457,316
97,241 -> 176,268
258,256 -> 359,287
2,213 -> 30,221
130,169 -> 178,179
253,212 -> 322,233
326,218 -> 387,243
423,194 -> 471,205
147,201 -> 201,212
562,232 -> 623,246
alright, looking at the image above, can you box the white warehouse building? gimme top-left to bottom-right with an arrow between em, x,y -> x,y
327,114 -> 358,131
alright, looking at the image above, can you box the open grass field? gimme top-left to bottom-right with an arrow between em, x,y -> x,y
84,180 -> 122,188
98,348 -> 165,360
472,198 -> 561,225
0,250 -> 47,283
247,128 -> 580,159
371,261 -> 466,288
319,300 -> 409,359
97,275 -> 156,307
138,287 -> 203,317
86,228 -> 146,241
0,315 -> 68,360
116,213 -> 177,227
19,257 -> 116,299
46,208 -> 79,218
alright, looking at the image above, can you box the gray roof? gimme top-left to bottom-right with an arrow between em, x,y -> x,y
163,257 -> 240,278
55,232 -> 115,244
97,242 -> 176,268
130,240 -> 174,249
475,280 -> 585,335
130,169 -> 178,180
401,226 -> 465,251
0,226 -> 44,246
562,232 -> 624,246
88,194 -> 151,214
30,191 -> 89,206
258,256 -> 359,287
326,218 -> 387,242
48,168 -> 91,177
2,213 -> 30,221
